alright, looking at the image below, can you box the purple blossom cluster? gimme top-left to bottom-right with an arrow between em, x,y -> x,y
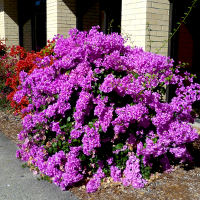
123,154 -> 147,188
14,26 -> 200,193
110,165 -> 122,182
86,167 -> 105,193
82,126 -> 101,156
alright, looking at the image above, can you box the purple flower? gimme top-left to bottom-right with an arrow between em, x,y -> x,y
51,121 -> 62,135
82,126 -> 101,156
123,154 -> 147,188
86,167 -> 105,193
110,165 -> 121,182
99,74 -> 116,93
15,26 -> 200,193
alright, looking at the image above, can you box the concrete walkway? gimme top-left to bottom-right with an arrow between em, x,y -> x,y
193,118 -> 200,129
0,132 -> 79,200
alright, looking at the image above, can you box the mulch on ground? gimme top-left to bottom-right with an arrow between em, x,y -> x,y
1,109 -> 200,200
0,110 -> 22,143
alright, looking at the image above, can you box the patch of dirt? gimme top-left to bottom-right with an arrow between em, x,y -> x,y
0,109 -> 22,143
70,166 -> 200,200
1,110 -> 200,200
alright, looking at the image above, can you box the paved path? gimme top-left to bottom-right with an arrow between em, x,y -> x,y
193,118 -> 200,129
0,132 -> 79,200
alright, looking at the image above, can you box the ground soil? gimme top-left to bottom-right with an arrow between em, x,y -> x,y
1,109 -> 200,200
0,109 -> 22,143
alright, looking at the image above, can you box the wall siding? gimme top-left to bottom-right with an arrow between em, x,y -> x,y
121,0 -> 170,56
47,0 -> 76,40
0,0 -> 19,46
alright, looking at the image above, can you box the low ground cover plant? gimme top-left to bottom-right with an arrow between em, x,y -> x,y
0,39 -> 15,110
14,27 -> 200,193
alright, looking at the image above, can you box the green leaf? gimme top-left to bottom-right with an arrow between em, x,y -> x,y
99,125 -> 102,132
62,145 -> 69,153
52,142 -> 57,148
152,137 -> 158,144
41,175 -> 51,182
134,73 -> 139,79
122,156 -> 128,165
115,143 -> 124,150
60,124 -> 67,129
88,121 -> 95,128
65,70 -> 71,75
79,153 -> 87,162
58,140 -> 62,148
48,147 -> 53,154
54,94 -> 59,99
21,163 -> 28,168
53,147 -> 58,153
103,168 -> 110,176
141,165 -> 151,179
67,116 -> 71,122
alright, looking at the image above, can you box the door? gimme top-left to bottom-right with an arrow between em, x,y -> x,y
170,0 -> 200,81
18,0 -> 46,51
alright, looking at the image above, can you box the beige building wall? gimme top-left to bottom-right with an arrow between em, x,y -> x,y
58,0 -> 76,37
4,0 -> 19,46
121,0 -> 170,56
47,0 -> 76,40
0,0 -> 170,54
47,0 -> 58,40
0,0 -> 19,46
146,0 -> 170,55
121,0 -> 147,49
0,0 -> 5,41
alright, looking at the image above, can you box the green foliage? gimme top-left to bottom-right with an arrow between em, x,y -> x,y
140,163 -> 151,180
38,175 -> 52,183
21,163 -> 28,168
114,150 -> 129,169
114,143 -> 124,150
61,141 -> 70,153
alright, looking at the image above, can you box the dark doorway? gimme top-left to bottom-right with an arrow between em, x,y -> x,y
18,0 -> 46,51
76,0 -> 121,34
170,0 -> 200,81
99,0 -> 121,34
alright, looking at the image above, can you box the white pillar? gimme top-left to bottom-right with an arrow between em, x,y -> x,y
121,0 -> 170,56
121,0 -> 148,49
47,0 -> 76,41
0,0 -> 19,46
0,0 -> 5,41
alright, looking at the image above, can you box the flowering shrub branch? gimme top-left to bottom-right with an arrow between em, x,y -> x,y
14,27 -> 200,193
3,40 -> 55,114
0,39 -> 15,109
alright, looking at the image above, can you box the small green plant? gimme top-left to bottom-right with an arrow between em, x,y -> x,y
146,22 -> 152,52
21,163 -> 28,168
107,19 -> 114,34
156,0 -> 199,54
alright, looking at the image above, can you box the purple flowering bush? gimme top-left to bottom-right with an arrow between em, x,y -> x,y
15,26 -> 200,193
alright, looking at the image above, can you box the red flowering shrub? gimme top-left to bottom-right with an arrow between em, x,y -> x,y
5,40 -> 55,114
0,40 -> 16,109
